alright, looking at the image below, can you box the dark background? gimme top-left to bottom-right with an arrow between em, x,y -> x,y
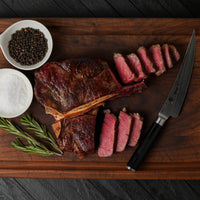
1,0 -> 200,199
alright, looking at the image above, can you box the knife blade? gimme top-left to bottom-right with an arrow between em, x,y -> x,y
127,30 -> 196,172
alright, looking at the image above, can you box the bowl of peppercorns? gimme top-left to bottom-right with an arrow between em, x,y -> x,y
0,20 -> 53,70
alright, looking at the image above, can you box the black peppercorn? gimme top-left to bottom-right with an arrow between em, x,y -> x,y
8,27 -> 48,65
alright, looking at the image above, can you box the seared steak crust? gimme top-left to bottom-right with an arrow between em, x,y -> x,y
57,109 -> 98,157
35,58 -> 121,115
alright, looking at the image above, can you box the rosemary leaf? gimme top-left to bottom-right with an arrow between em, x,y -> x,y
0,117 -> 37,143
11,138 -> 55,156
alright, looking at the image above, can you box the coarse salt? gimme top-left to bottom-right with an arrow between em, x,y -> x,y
0,73 -> 29,116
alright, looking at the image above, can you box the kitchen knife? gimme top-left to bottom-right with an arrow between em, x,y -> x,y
127,30 -> 196,172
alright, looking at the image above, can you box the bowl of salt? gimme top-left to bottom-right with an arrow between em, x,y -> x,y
0,68 -> 33,118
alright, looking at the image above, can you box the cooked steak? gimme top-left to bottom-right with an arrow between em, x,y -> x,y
35,58 -> 146,121
162,44 -> 173,68
169,45 -> 180,62
116,108 -> 132,152
150,44 -> 166,76
56,109 -> 98,157
114,44 -> 180,80
127,53 -> 147,82
35,57 -> 145,157
137,46 -> 156,74
98,109 -> 143,154
98,110 -> 116,157
128,113 -> 143,147
113,53 -> 135,84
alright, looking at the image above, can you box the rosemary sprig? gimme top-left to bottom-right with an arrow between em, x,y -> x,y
0,116 -> 63,156
21,114 -> 63,155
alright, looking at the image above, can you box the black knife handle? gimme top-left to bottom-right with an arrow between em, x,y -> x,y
127,122 -> 163,172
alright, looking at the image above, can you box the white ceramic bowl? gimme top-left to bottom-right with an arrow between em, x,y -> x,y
0,20 -> 53,70
0,68 -> 33,118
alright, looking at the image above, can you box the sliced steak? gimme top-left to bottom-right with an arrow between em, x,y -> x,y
150,44 -> 166,76
137,46 -> 156,74
113,53 -> 135,84
127,53 -> 147,82
162,44 -> 173,68
169,45 -> 180,62
35,58 -> 146,121
128,113 -> 143,147
98,110 -> 117,157
116,108 -> 132,152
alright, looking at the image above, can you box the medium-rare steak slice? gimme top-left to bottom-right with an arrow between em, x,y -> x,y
162,44 -> 173,68
128,113 -> 143,147
169,45 -> 180,62
98,110 -> 117,157
113,53 -> 135,84
56,109 -> 98,157
150,44 -> 166,76
35,58 -> 146,121
127,53 -> 147,82
116,108 -> 132,152
137,46 -> 156,74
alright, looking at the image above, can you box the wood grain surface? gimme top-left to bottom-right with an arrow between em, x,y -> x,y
0,18 -> 200,179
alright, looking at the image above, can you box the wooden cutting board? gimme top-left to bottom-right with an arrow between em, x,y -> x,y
0,18 -> 200,179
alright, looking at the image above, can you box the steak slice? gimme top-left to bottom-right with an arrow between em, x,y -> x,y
98,110 -> 117,157
150,44 -> 166,76
116,108 -> 132,152
35,58 -> 146,121
137,46 -> 156,74
127,53 -> 147,82
113,53 -> 135,84
128,113 -> 143,147
56,109 -> 98,157
169,45 -> 180,62
162,44 -> 173,68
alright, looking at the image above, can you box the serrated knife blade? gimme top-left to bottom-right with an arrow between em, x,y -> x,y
127,30 -> 196,172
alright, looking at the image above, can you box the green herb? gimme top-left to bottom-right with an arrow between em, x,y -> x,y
0,115 -> 63,156
21,114 -> 63,155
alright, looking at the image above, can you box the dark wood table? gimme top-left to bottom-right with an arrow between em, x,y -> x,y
1,0 -> 200,199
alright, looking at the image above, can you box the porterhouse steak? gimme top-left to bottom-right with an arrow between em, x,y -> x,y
34,58 -> 146,157
34,58 -> 145,121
